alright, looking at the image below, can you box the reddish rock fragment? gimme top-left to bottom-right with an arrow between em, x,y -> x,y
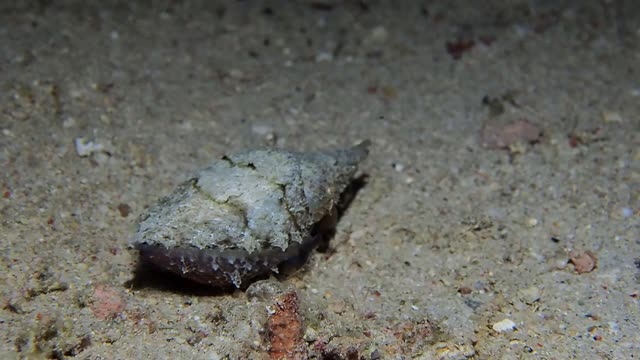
446,39 -> 475,59
90,284 -> 127,320
569,250 -> 597,274
458,286 -> 472,295
481,119 -> 542,149
268,291 -> 307,360
117,203 -> 131,217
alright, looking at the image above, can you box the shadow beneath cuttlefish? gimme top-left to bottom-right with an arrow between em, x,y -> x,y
125,261 -> 240,296
125,174 -> 369,296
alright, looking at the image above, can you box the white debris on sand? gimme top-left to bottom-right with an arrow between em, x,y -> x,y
74,137 -> 104,157
492,319 -> 517,333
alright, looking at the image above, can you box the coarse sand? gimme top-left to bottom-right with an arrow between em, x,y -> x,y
1,1 -> 639,359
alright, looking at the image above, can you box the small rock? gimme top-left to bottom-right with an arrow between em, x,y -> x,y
569,250 -> 597,274
553,257 -> 569,270
392,162 -> 405,172
370,349 -> 381,360
75,137 -> 104,157
620,207 -> 633,218
245,279 -> 284,301
251,124 -> 277,145
117,203 -> 131,218
458,286 -> 472,295
481,119 -> 541,149
526,218 -> 539,227
492,318 -> 517,332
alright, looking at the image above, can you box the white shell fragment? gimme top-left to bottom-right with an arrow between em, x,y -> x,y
492,319 -> 517,333
132,141 -> 370,288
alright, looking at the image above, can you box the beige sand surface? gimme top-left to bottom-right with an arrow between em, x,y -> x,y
1,1 -> 638,359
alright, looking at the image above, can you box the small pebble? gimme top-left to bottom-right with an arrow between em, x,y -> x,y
392,162 -> 405,172
75,137 -> 104,157
117,203 -> 131,218
621,207 -> 633,218
481,119 -> 541,149
554,257 -> 569,270
492,319 -> 517,332
370,349 -> 381,360
458,286 -> 472,295
569,250 -> 597,274
245,280 -> 284,301
251,124 -> 277,144
526,218 -> 539,227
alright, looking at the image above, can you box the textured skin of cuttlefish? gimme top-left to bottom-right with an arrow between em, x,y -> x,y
131,141 -> 370,289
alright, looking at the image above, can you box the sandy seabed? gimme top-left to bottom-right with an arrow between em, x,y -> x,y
1,1 -> 639,359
